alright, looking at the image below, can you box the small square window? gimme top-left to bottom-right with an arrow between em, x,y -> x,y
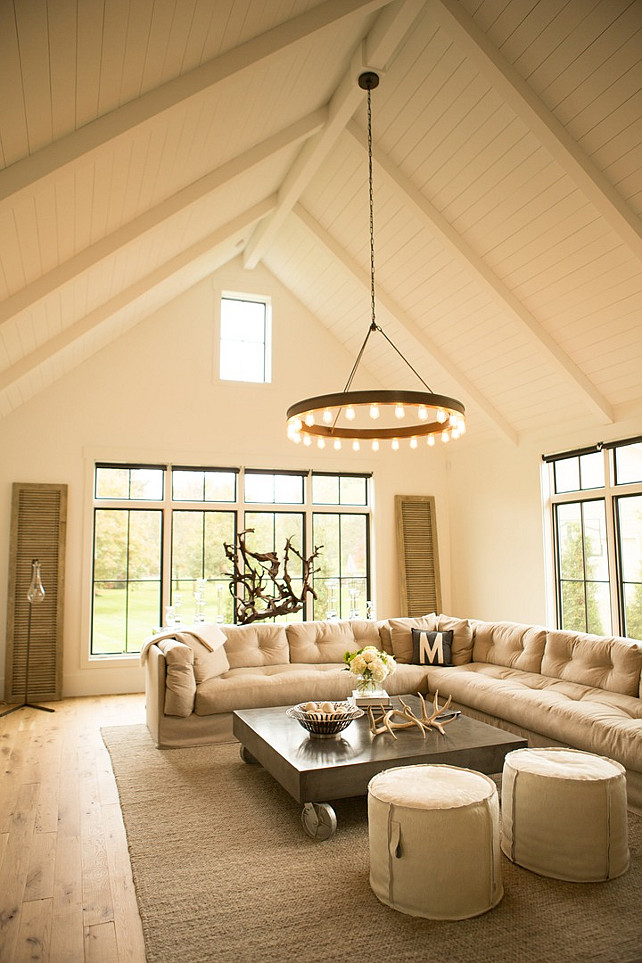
219,295 -> 271,383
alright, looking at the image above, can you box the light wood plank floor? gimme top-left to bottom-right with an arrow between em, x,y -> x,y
0,694 -> 147,963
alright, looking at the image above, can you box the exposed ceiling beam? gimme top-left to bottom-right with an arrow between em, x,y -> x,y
243,0 -> 425,270
293,202 -> 519,445
347,122 -> 615,424
0,111 -> 325,331
427,0 -> 642,264
0,199 -> 276,396
0,0 -> 391,212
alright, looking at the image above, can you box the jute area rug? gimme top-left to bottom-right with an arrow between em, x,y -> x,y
102,725 -> 642,963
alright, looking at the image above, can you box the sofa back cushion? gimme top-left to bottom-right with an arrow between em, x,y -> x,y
286,620 -> 365,663
388,614 -> 473,665
472,621 -> 546,673
222,623 -> 289,668
388,615 -> 438,663
541,630 -> 642,696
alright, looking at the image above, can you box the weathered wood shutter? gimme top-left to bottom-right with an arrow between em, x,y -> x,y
395,495 -> 442,617
5,483 -> 67,703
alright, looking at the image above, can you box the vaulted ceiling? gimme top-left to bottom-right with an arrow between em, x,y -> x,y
1,0 -> 640,446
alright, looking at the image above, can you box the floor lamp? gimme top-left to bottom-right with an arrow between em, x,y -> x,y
0,558 -> 55,717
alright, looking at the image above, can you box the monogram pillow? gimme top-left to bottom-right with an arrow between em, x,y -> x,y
411,628 -> 454,666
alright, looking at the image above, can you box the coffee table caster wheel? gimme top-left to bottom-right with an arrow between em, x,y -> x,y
239,745 -> 257,764
301,802 -> 337,840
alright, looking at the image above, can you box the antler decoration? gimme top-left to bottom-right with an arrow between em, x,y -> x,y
223,529 -> 323,624
367,691 -> 456,739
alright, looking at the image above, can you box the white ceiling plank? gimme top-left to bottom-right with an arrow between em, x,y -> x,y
75,0 -> 105,129
347,121 -> 615,424
0,197 -> 277,395
13,0 -> 53,155
46,0 -> 78,142
293,201 -> 519,444
0,0 -> 391,213
0,111 -> 324,331
427,0 -> 642,263
243,0 -> 426,269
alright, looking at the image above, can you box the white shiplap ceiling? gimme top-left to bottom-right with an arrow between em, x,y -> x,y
0,0 -> 640,443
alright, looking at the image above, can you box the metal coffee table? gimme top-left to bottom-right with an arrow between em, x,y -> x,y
233,696 -> 527,840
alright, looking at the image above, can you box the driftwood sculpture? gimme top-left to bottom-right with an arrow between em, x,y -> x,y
367,691 -> 457,738
223,529 -> 322,624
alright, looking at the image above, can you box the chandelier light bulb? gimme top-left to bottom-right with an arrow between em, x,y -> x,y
418,406 -> 428,420
410,436 -> 418,449
436,408 -> 447,423
323,409 -> 333,424
372,439 -> 380,451
392,438 -> 400,451
352,440 -> 360,451
427,435 -> 435,447
317,437 -> 325,449
303,435 -> 312,446
346,406 -> 356,421
442,429 -> 451,443
395,403 -> 405,419
369,403 -> 380,420
333,438 -> 342,451
304,412 -> 315,427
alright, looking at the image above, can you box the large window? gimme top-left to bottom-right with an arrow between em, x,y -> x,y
91,465 -> 372,655
544,438 -> 642,640
219,294 -> 271,383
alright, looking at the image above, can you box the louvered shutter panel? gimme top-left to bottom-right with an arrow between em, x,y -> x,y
5,483 -> 67,703
395,495 -> 442,617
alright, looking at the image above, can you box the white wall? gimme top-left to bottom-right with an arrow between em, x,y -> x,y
446,413 -> 642,628
0,259 -> 452,699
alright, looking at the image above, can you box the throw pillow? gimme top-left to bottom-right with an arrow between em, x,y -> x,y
411,628 -> 454,666
388,614 -> 438,663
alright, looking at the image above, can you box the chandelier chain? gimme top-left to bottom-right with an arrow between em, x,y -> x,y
367,85 -> 376,328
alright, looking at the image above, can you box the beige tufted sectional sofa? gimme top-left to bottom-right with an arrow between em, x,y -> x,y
143,613 -> 642,809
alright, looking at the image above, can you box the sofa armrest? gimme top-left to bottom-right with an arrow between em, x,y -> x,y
145,643 -> 168,747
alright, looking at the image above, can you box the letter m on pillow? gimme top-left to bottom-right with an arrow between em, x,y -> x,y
411,628 -> 453,666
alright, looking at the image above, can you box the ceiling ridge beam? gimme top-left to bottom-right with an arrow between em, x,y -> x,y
347,122 -> 615,424
0,0 -> 391,212
0,111 -> 325,331
243,0 -> 425,270
427,0 -> 642,263
0,199 -> 276,396
293,202 -> 519,445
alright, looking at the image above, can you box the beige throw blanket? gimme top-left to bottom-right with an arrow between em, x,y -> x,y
139,623 -> 226,665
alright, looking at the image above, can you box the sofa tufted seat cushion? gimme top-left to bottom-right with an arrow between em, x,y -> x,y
425,663 -> 642,772
195,662 -> 430,715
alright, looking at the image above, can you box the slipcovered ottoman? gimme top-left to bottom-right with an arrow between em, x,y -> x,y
501,747 -> 629,881
368,764 -> 503,920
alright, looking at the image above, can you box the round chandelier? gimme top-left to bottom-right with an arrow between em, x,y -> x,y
287,71 -> 466,452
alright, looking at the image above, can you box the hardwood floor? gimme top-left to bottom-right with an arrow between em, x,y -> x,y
0,694 -> 147,962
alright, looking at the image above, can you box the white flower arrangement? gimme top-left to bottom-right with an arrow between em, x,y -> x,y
343,645 -> 396,692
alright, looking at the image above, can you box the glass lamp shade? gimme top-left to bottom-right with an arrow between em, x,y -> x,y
27,559 -> 46,604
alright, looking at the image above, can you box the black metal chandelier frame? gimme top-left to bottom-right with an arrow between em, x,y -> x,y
286,71 -> 466,451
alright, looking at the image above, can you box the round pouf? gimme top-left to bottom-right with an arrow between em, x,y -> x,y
501,747 -> 629,882
368,764 -> 503,920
